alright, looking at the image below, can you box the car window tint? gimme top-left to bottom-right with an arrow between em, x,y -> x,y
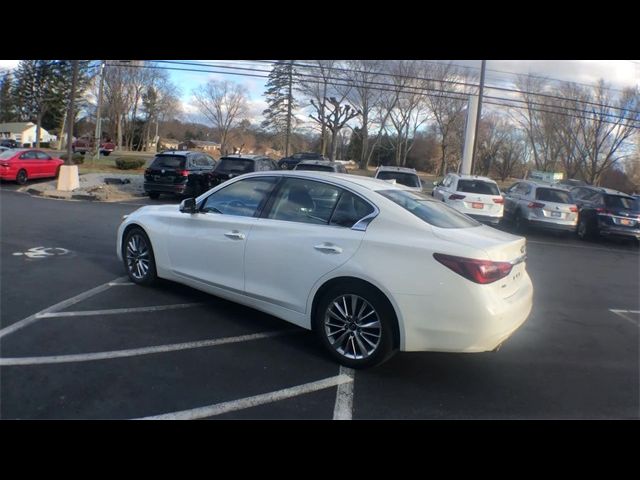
329,191 -> 375,228
376,171 -> 420,188
378,189 -> 480,229
456,180 -> 500,195
151,155 -> 186,169
605,195 -> 638,210
201,177 -> 278,217
35,151 -> 51,160
267,178 -> 341,225
535,188 -> 571,203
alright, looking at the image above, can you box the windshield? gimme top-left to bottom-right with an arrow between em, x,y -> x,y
456,179 -> 500,195
376,171 -> 421,188
377,189 -> 480,228
536,188 -> 572,203
605,195 -> 638,211
295,164 -> 334,172
216,158 -> 254,174
150,155 -> 186,169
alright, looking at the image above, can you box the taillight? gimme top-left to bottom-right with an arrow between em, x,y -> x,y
569,206 -> 578,213
433,253 -> 513,285
528,202 -> 545,209
144,169 -> 151,175
177,170 -> 189,177
596,208 -> 612,215
449,194 -> 466,200
493,197 -> 504,204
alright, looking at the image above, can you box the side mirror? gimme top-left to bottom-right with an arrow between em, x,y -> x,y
433,181 -> 439,187
179,198 -> 197,214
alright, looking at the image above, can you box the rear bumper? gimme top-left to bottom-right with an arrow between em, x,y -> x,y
144,182 -> 190,195
528,218 -> 577,232
396,272 -> 533,352
598,223 -> 640,239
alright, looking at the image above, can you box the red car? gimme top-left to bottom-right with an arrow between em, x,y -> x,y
0,149 -> 65,185
72,137 -> 116,155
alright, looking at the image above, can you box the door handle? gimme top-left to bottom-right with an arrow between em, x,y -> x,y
224,230 -> 245,240
314,243 -> 343,254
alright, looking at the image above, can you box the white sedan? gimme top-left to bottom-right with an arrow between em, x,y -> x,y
117,171 -> 533,368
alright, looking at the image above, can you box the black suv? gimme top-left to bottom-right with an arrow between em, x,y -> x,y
278,152 -> 327,170
210,155 -> 278,186
144,150 -> 217,199
570,186 -> 640,241
0,139 -> 20,148
293,160 -> 347,173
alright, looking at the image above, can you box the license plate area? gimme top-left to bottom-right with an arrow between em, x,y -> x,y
472,202 -> 483,209
551,211 -> 562,218
619,218 -> 633,226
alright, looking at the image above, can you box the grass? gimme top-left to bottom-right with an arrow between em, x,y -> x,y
78,154 -> 153,175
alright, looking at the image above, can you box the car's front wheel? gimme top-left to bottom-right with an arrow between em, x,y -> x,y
315,283 -> 396,369
123,228 -> 157,285
16,169 -> 28,185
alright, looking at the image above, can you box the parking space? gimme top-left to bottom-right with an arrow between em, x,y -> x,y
1,188 -> 638,419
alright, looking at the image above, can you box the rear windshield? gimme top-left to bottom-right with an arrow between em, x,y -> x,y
456,179 -> 500,195
605,195 -> 638,211
536,188 -> 571,203
295,164 -> 334,172
150,155 -> 186,169
216,158 -> 254,174
377,189 -> 480,229
376,171 -> 421,188
0,150 -> 16,159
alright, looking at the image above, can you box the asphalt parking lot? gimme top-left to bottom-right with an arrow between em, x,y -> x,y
1,186 -> 638,419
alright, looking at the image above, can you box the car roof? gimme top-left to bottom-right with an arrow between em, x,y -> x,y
297,160 -> 341,166
376,166 -> 417,173
156,150 -> 192,157
573,185 -> 631,197
452,174 -> 497,183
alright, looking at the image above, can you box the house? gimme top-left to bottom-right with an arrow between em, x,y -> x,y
158,138 -> 181,151
177,140 -> 221,154
0,122 -> 57,146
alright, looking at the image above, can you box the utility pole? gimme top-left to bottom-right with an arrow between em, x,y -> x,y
471,60 -> 487,170
66,60 -> 79,166
285,60 -> 293,157
93,60 -> 105,162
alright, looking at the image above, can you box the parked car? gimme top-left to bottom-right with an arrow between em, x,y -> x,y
72,137 -> 116,156
294,160 -> 348,173
210,154 -> 278,187
432,174 -> 503,224
0,139 -> 20,149
0,148 -> 64,184
374,166 -> 422,192
503,180 -> 578,233
0,146 -> 11,153
569,186 -> 640,241
278,152 -> 327,170
117,170 -> 533,368
143,150 -> 217,199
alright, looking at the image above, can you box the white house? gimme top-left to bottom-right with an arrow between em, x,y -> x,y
0,122 -> 57,146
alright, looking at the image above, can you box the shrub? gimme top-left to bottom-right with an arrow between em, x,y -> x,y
60,153 -> 85,164
115,157 -> 146,170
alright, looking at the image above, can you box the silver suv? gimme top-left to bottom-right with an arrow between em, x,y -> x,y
374,166 -> 422,192
503,180 -> 578,233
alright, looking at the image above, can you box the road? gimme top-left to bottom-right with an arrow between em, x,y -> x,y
1,187 -> 638,419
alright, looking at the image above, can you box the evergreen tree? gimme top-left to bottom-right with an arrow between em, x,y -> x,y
261,60 -> 298,156
0,72 -> 18,122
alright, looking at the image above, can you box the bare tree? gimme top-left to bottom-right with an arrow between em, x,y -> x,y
493,127 -> 527,181
310,97 -> 360,160
192,79 -> 249,155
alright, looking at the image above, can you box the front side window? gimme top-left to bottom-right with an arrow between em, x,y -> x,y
35,151 -> 51,160
201,177 -> 278,217
267,178 -> 341,225
377,189 -> 480,229
456,180 -> 500,195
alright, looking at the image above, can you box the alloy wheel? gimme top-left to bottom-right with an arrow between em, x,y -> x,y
126,233 -> 151,281
324,294 -> 382,360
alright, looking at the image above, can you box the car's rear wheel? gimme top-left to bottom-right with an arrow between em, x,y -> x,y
315,283 -> 396,369
123,228 -> 157,285
577,216 -> 595,241
514,210 -> 528,233
16,169 -> 27,185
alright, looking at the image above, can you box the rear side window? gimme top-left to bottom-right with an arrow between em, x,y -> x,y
330,191 -> 375,228
150,155 -> 186,169
456,180 -> 500,195
378,190 -> 480,229
536,188 -> 571,203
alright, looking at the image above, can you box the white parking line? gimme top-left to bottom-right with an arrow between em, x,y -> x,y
137,373 -> 354,420
0,330 -> 297,366
609,309 -> 640,326
35,303 -> 203,319
333,366 -> 355,420
0,276 -> 127,340
108,282 -> 134,286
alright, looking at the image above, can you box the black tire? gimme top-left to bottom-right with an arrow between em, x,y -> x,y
314,282 -> 396,369
148,192 -> 160,199
122,227 -> 157,285
513,210 -> 528,233
16,169 -> 27,185
577,216 -> 595,241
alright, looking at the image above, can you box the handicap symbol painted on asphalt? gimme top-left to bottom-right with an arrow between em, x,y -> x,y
12,247 -> 71,258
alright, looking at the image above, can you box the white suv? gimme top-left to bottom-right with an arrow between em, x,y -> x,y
374,166 -> 422,192
432,174 -> 504,224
